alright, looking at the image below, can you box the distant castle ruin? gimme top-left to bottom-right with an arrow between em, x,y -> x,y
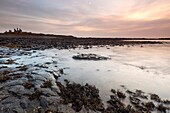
4,28 -> 23,34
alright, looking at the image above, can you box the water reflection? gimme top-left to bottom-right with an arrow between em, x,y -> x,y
50,44 -> 170,103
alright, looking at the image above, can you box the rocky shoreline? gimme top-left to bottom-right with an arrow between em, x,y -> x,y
0,36 -> 164,50
0,36 -> 170,113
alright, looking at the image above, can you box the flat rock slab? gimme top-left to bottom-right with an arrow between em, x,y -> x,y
72,53 -> 111,60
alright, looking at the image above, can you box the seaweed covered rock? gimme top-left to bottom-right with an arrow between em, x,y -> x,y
56,81 -> 104,112
157,104 -> 169,113
72,53 -> 111,60
144,102 -> 155,111
150,94 -> 161,102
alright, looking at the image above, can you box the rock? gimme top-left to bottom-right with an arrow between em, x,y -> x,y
117,91 -> 126,99
111,89 -> 116,94
0,66 -> 8,69
9,85 -> 34,95
110,95 -> 119,100
134,104 -> 148,112
41,80 -> 53,88
29,90 -> 43,100
134,90 -> 148,99
162,99 -> 170,105
20,100 -> 28,109
16,65 -> 28,71
57,81 -> 104,112
12,107 -> 25,113
51,86 -> 60,93
40,96 -> 49,108
23,81 -> 34,89
45,62 -> 51,65
72,53 -> 110,60
144,102 -> 155,111
37,88 -> 57,96
0,97 -> 25,113
33,75 -> 47,82
126,90 -> 135,95
129,96 -> 140,105
58,69 -> 64,74
150,94 -> 161,102
4,79 -> 27,87
0,95 -> 9,101
0,59 -> 15,64
157,104 -> 168,113
0,75 -> 10,82
72,99 -> 83,112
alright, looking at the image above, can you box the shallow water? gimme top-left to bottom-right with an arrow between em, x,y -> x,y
1,44 -> 170,105
54,44 -> 170,103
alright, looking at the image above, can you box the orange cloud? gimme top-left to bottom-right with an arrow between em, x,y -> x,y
123,2 -> 170,21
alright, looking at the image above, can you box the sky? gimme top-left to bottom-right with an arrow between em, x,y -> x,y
0,0 -> 170,37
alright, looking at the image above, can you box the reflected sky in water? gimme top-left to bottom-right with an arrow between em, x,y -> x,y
38,44 -> 170,102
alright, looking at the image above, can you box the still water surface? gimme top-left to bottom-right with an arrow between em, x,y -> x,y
38,44 -> 170,102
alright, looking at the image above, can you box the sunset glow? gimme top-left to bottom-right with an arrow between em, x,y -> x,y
0,0 -> 170,37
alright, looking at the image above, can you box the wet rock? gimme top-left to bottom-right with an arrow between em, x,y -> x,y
20,99 -> 28,109
51,86 -> 60,93
0,96 -> 25,113
144,102 -> 155,111
106,99 -> 130,113
29,90 -> 43,100
107,98 -> 124,107
33,75 -> 47,82
72,53 -> 110,60
135,90 -> 144,94
0,66 -> 8,69
134,104 -> 148,112
57,81 -> 104,112
58,69 -> 64,74
117,91 -> 126,99
126,90 -> 135,95
111,89 -> 116,94
134,90 -> 148,99
157,104 -> 168,113
126,105 -> 138,113
16,65 -> 28,71
39,64 -> 48,68
0,75 -> 10,82
41,80 -> 53,88
0,73 -> 23,83
9,85 -> 33,95
129,96 -> 140,105
45,62 -> 51,65
150,94 -> 161,102
0,59 -> 15,64
162,99 -> 170,105
10,74 -> 23,79
40,96 -> 49,108
37,88 -> 57,96
4,79 -> 27,87
26,75 -> 33,79
23,81 -> 34,89
0,55 -> 5,58
110,95 -> 119,100
0,95 -> 9,101
1,70 -> 11,75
